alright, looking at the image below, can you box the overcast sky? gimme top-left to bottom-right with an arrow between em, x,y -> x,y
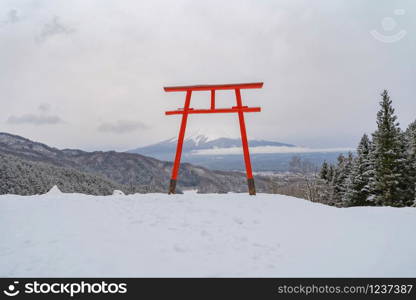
1,0 -> 415,151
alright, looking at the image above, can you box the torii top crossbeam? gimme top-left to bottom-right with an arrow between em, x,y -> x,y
164,82 -> 263,195
164,82 -> 263,92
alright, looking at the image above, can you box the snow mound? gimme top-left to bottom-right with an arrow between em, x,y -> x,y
112,190 -> 125,196
1,192 -> 416,277
45,185 -> 63,195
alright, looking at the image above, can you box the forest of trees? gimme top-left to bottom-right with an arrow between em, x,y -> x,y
319,90 -> 416,207
0,153 -> 160,195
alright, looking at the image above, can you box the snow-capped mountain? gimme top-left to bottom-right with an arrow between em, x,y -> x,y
128,133 -> 353,172
128,132 -> 295,158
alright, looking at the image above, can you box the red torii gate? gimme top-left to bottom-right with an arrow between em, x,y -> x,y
164,82 -> 263,195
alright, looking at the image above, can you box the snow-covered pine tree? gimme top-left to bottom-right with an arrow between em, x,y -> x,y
371,90 -> 409,206
331,153 -> 353,201
331,154 -> 345,199
405,120 -> 416,204
316,161 -> 337,204
340,152 -> 354,198
343,134 -> 374,206
397,130 -> 414,206
319,161 -> 329,181
327,164 -> 335,182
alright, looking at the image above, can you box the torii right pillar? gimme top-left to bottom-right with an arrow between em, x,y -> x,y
235,87 -> 256,195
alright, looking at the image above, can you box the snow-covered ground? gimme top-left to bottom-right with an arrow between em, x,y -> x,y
1,188 -> 415,277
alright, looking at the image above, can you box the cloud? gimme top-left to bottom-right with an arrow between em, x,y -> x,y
6,103 -> 63,126
36,16 -> 75,43
38,103 -> 51,112
5,9 -> 19,24
1,9 -> 19,27
7,114 -> 63,125
97,120 -> 148,134
0,0 -> 415,151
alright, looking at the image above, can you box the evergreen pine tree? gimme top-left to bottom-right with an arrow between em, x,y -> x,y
327,164 -> 335,182
331,153 -> 353,201
331,154 -> 345,199
340,152 -> 354,197
319,161 -> 329,181
343,134 -> 374,206
371,90 -> 409,206
405,120 -> 416,204
397,130 -> 414,206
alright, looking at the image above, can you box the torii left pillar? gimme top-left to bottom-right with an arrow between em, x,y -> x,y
164,82 -> 263,195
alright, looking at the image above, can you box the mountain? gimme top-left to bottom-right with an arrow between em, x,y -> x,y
128,133 -> 295,161
128,133 -> 351,172
0,132 -> 272,195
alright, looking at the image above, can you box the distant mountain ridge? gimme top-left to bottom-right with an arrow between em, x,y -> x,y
128,133 -> 351,172
129,133 -> 294,159
0,132 -> 272,195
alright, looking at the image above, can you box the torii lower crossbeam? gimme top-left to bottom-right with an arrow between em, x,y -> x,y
164,82 -> 263,195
